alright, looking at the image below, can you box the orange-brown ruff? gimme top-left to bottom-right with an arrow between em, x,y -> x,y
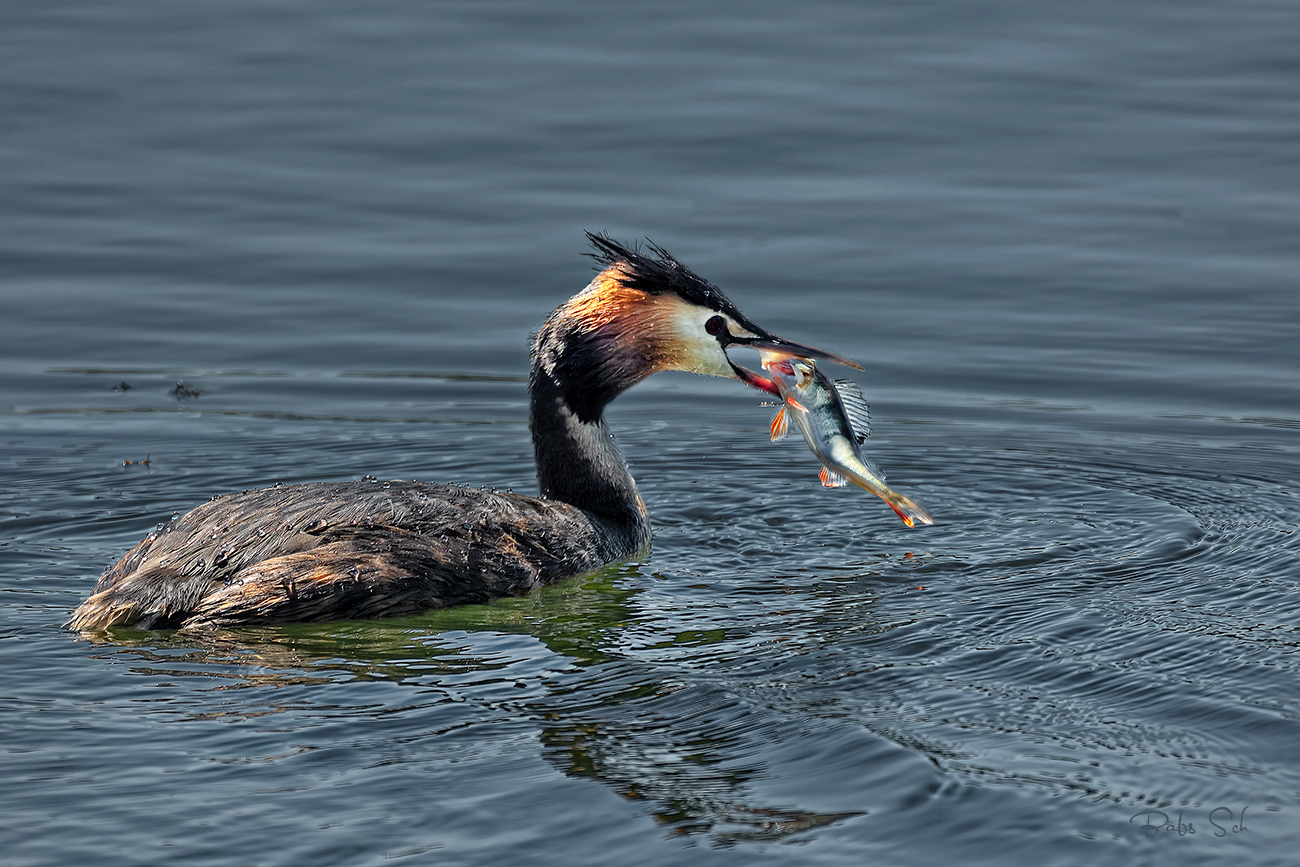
67,234 -> 854,631
563,273 -> 680,381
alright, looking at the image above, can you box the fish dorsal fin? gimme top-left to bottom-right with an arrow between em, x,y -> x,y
769,406 -> 790,442
819,466 -> 848,487
832,379 -> 887,480
833,379 -> 871,443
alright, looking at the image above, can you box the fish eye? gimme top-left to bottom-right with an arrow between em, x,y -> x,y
705,315 -> 727,337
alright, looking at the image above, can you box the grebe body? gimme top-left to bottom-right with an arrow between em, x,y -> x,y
67,235 -> 855,631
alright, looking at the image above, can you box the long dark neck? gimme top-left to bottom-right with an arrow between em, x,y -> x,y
528,328 -> 650,544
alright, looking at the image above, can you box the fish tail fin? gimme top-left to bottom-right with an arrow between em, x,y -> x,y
846,475 -> 936,528
882,490 -> 935,528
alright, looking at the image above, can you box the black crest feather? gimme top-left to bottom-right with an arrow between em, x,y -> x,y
584,232 -> 754,325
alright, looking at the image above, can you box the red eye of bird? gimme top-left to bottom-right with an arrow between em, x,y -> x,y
705,315 -> 726,337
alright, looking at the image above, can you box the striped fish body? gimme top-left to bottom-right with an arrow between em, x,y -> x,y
764,356 -> 934,528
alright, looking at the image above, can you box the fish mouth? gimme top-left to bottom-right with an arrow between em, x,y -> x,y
723,334 -> 862,395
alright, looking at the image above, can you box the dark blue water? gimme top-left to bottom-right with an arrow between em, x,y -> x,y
4,1 -> 1298,864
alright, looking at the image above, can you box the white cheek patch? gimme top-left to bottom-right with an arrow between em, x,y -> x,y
671,307 -> 740,377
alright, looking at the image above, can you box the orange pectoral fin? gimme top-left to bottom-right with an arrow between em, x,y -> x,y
770,407 -> 790,442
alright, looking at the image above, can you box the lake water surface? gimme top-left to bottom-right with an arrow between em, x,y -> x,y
3,1 -> 1298,864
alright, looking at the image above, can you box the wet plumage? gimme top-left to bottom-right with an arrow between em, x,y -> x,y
74,480 -> 636,629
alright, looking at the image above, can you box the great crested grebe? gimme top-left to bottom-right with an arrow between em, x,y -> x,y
66,234 -> 859,631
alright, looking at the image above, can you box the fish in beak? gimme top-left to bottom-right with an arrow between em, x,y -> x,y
721,333 -> 864,395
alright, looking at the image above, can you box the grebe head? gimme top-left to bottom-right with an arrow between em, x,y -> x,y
533,234 -> 861,421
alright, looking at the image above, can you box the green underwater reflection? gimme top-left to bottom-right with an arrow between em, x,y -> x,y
89,560 -> 648,691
